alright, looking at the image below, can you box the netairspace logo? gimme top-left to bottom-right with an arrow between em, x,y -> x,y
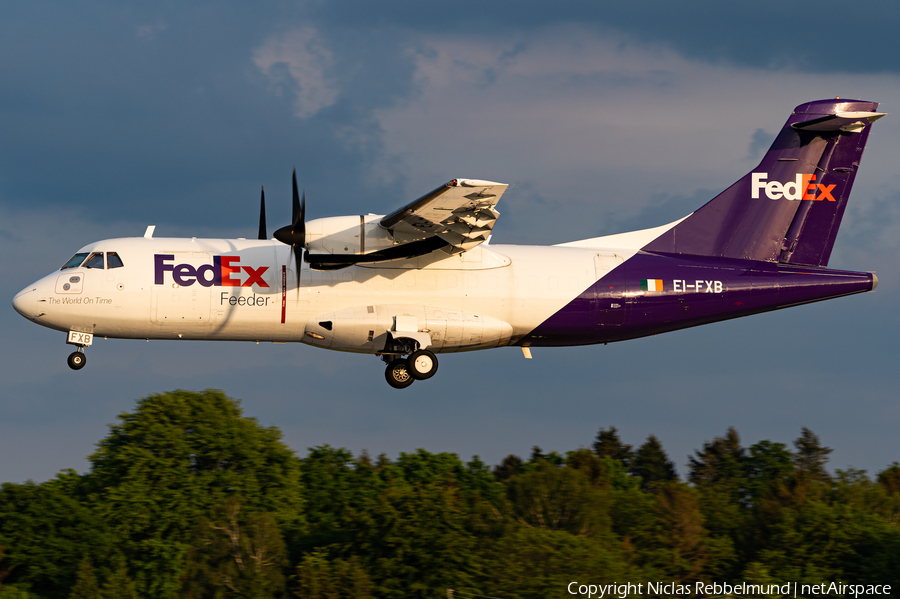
566,581 -> 892,598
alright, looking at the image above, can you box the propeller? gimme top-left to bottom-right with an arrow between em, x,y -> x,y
273,168 -> 307,284
258,186 -> 267,240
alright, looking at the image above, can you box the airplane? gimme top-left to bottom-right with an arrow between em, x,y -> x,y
12,98 -> 885,388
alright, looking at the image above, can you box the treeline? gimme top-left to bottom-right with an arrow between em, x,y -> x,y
0,390 -> 898,598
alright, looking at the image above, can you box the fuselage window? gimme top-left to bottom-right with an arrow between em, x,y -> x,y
107,252 -> 124,268
61,253 -> 89,270
84,252 -> 105,269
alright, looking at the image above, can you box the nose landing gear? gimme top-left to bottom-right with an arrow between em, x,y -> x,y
67,348 -> 87,370
382,349 -> 439,389
65,330 -> 93,371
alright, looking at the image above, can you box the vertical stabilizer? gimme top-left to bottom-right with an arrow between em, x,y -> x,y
644,99 -> 885,266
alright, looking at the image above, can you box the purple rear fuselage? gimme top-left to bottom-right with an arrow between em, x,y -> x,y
519,252 -> 875,347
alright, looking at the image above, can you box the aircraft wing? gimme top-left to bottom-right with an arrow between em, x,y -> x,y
380,178 -> 508,254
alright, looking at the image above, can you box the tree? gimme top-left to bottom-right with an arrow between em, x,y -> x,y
565,449 -> 606,486
792,428 -> 832,483
294,551 -> 372,599
481,526 -> 640,599
67,558 -> 99,599
0,471 -> 115,598
100,560 -> 138,599
85,389 -> 304,598
876,463 -> 900,495
338,451 -> 488,599
687,427 -> 748,570
688,427 -> 746,490
492,454 -> 523,482
630,435 -> 677,489
744,440 -> 794,503
592,427 -> 634,468
300,446 -> 386,551
182,498 -> 287,598
505,462 -> 609,536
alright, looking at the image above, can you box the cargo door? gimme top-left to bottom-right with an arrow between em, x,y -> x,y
593,253 -> 626,326
152,252 -> 213,326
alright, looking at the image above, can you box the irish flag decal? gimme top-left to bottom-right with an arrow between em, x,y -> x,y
640,278 -> 663,292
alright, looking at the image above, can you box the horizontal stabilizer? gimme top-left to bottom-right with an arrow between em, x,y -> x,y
792,111 -> 886,133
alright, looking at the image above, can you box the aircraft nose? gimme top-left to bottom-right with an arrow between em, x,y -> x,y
12,287 -> 37,319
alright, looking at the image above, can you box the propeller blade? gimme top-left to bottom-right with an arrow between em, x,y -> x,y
300,190 -> 306,236
258,186 -> 267,240
271,168 -> 308,288
274,169 -> 308,248
291,168 -> 300,226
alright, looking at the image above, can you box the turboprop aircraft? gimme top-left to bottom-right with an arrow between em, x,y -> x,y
12,99 -> 885,388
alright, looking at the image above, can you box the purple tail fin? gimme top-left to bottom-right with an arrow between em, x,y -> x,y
644,99 -> 885,266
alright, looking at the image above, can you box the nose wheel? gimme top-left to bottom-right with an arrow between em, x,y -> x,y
382,350 -> 440,389
67,350 -> 87,370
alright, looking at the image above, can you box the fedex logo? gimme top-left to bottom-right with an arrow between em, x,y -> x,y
154,255 -> 269,288
751,173 -> 836,201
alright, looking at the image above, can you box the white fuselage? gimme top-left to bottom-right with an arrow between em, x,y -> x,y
16,233 -> 651,354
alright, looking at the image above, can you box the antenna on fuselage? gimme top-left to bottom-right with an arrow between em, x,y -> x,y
258,186 -> 267,240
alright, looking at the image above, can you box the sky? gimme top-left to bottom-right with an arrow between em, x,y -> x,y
2,1 -> 899,484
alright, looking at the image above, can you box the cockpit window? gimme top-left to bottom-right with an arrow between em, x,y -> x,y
61,253 -> 89,270
83,252 -> 105,269
107,252 -> 124,268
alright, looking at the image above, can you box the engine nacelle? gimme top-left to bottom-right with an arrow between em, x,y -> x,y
305,215 -> 412,257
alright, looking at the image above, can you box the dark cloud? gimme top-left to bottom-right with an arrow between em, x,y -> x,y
2,1 -> 899,485
300,1 -> 900,74
746,128 -> 774,161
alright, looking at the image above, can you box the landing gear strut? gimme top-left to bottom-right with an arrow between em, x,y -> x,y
67,349 -> 87,370
382,350 -> 440,389
65,331 -> 92,371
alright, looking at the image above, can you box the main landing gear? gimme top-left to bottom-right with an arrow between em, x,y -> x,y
382,349 -> 439,389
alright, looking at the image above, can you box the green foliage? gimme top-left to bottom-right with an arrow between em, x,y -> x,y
492,454 -> 522,482
877,462 -> 900,494
85,389 -> 303,597
2,391 -> 899,598
182,497 -> 288,598
593,426 -> 634,468
688,426 -> 747,494
792,427 -> 833,483
0,471 -> 114,598
0,584 -> 38,599
294,550 -> 372,598
744,440 -> 794,502
67,557 -> 99,599
100,560 -> 138,599
342,480 -> 481,598
630,435 -> 678,489
506,461 -> 610,536
481,526 -> 641,599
